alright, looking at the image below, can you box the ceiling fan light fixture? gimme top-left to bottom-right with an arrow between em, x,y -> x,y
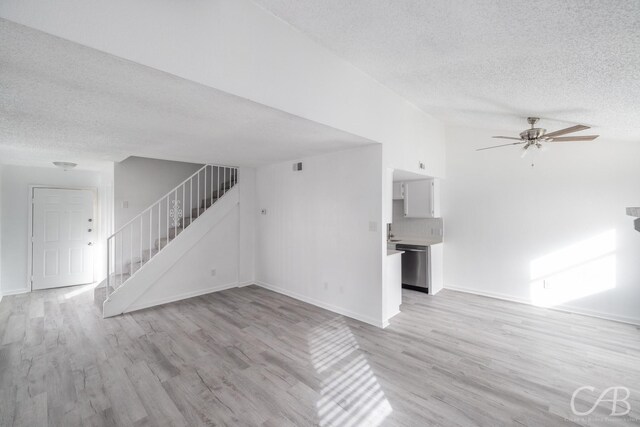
479,117 -> 599,153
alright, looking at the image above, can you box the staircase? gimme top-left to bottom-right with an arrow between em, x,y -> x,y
95,164 -> 238,314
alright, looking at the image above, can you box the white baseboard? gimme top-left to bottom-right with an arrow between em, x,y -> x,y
255,281 -> 385,328
126,281 -> 241,313
444,285 -> 640,326
382,307 -> 401,329
237,281 -> 255,288
0,288 -> 30,298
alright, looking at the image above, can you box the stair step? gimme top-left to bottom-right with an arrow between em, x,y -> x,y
168,226 -> 184,239
191,207 -> 206,218
94,273 -> 130,297
125,248 -> 159,267
95,273 -> 130,309
93,285 -> 108,309
154,227 -> 183,250
200,196 -> 220,209
121,184 -> 238,275
93,280 -> 119,308
196,183 -> 235,211
124,248 -> 160,274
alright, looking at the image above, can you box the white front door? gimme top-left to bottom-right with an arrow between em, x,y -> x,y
32,188 -> 95,290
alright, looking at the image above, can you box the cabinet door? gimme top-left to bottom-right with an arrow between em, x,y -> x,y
431,179 -> 440,217
404,180 -> 433,218
392,182 -> 404,200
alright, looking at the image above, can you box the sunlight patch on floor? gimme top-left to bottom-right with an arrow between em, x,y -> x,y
63,283 -> 97,299
309,317 -> 392,427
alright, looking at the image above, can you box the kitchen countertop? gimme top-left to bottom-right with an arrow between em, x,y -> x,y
388,237 -> 443,246
386,249 -> 404,256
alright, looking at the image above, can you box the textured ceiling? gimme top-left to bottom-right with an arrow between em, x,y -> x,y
0,19 -> 373,169
252,0 -> 640,140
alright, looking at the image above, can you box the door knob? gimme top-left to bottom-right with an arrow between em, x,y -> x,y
88,242 -> 93,246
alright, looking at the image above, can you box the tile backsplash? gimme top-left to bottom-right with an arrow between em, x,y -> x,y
391,200 -> 443,238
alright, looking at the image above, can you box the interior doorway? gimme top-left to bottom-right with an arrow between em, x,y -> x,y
30,187 -> 96,290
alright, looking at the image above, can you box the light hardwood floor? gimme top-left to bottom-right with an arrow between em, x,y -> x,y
1,284 -> 639,426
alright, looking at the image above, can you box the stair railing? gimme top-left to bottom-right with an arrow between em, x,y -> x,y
105,164 -> 238,300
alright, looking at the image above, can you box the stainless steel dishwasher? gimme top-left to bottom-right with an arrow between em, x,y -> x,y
396,244 -> 430,293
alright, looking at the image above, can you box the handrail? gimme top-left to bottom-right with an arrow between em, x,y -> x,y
103,164 -> 238,305
108,163 -> 237,239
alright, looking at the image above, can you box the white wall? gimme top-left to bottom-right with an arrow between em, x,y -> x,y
96,163 -> 114,282
0,165 -> 111,295
127,200 -> 240,312
443,126 -> 640,324
255,145 -> 384,326
238,167 -> 256,285
1,0 -> 447,320
0,164 -> 2,299
0,0 -> 444,178
391,200 -> 443,239
114,156 -> 202,228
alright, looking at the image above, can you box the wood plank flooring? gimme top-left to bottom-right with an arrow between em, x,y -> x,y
1,284 -> 639,426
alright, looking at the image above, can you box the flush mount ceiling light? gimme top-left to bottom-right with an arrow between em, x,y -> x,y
53,161 -> 77,171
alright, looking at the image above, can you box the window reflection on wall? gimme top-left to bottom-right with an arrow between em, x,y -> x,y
530,230 -> 616,307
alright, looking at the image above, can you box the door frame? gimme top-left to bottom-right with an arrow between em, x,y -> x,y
27,185 -> 99,291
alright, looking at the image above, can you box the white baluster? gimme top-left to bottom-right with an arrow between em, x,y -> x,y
182,182 -> 185,228
149,209 -> 152,263
129,224 -> 133,275
157,203 -> 161,250
119,233 -> 123,285
104,164 -> 236,299
106,237 -> 110,295
139,216 -> 142,270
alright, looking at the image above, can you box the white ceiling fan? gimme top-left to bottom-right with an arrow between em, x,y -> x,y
477,117 -> 599,158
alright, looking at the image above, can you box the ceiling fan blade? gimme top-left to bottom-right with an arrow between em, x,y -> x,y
476,142 -> 526,151
492,136 -> 522,141
548,135 -> 599,142
543,124 -> 590,139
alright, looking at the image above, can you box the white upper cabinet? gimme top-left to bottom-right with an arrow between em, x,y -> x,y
392,182 -> 405,200
403,179 -> 438,218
